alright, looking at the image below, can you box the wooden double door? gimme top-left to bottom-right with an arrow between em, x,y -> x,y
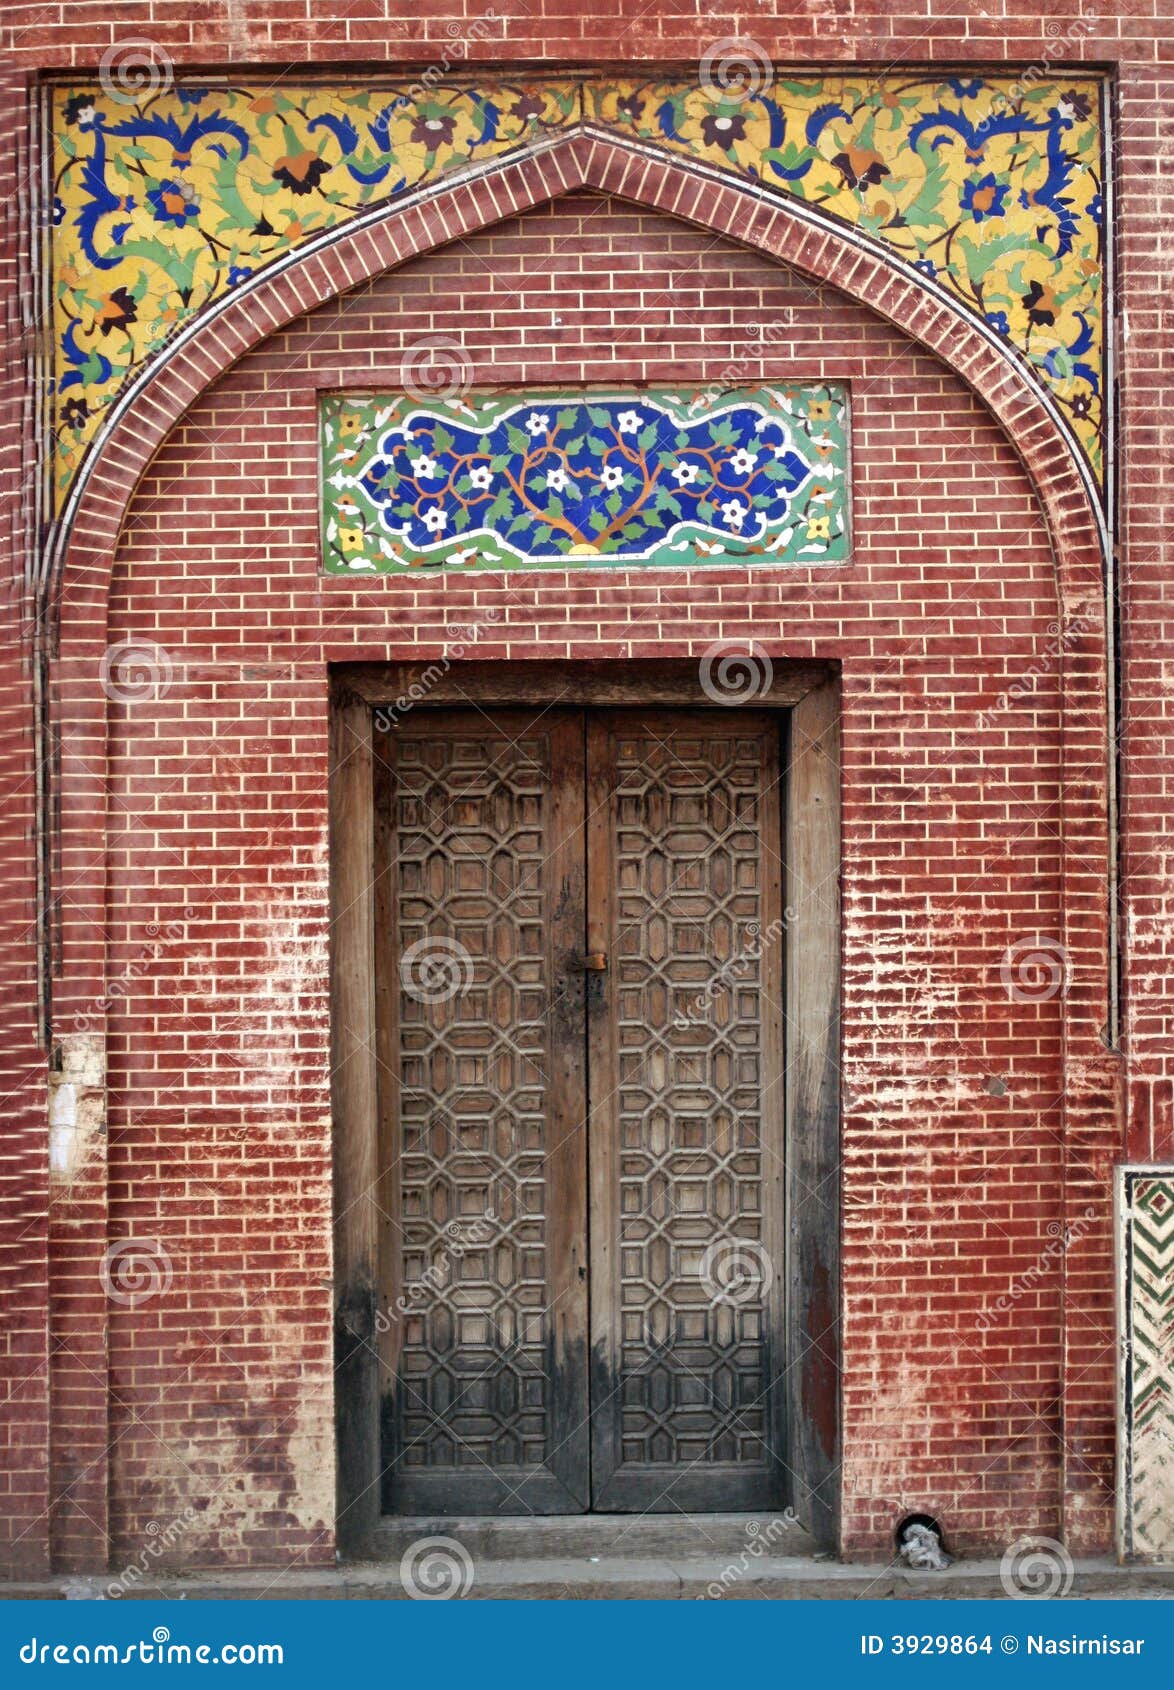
375,707 -> 787,1514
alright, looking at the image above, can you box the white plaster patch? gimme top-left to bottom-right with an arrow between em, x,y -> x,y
48,1033 -> 106,1185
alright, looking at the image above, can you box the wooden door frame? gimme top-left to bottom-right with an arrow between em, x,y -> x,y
330,658 -> 842,1552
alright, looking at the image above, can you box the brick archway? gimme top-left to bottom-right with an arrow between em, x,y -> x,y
46,128 -> 1119,1568
55,128 -> 1106,613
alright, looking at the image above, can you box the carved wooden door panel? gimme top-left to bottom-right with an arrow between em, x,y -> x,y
375,710 -> 590,1514
376,706 -> 786,1515
586,711 -> 787,1511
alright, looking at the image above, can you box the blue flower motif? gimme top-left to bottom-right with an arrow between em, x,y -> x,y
228,265 -> 253,287
355,395 -> 830,564
1088,193 -> 1104,223
147,182 -> 199,227
985,310 -> 1011,336
961,174 -> 1009,223
914,258 -> 938,280
948,78 -> 983,100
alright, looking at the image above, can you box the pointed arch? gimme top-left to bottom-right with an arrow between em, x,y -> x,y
54,128 -> 1106,623
45,128 -> 1118,1562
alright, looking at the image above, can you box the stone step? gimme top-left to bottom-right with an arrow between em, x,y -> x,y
25,1557 -> 1174,1604
369,1511 -> 818,1563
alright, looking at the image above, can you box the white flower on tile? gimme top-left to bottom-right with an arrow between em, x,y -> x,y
526,412 -> 551,436
720,499 -> 747,531
411,454 -> 440,478
546,465 -> 569,492
422,507 -> 449,534
617,409 -> 643,435
729,447 -> 758,475
672,461 -> 700,486
600,464 -> 625,490
468,465 -> 494,490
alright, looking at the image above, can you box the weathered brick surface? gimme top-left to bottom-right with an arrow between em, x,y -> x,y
1,0 -> 1168,1573
0,61 -> 51,1580
95,198 -> 1073,1562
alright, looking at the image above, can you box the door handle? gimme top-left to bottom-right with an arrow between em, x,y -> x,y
575,952 -> 608,972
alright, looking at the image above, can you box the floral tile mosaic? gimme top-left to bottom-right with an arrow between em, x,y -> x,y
49,72 -> 1106,516
591,76 -> 1105,480
320,385 -> 849,572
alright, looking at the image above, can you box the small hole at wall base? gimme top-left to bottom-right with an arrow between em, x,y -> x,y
895,1512 -> 952,1562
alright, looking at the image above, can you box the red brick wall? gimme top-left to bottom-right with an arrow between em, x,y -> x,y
0,60 -> 52,1579
4,0 -> 1167,1575
100,195 -> 1067,1561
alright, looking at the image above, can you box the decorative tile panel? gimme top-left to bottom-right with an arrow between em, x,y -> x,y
1120,1169 -> 1174,1561
49,71 -> 1107,518
320,385 -> 849,572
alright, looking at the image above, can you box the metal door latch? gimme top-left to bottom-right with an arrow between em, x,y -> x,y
576,952 -> 608,972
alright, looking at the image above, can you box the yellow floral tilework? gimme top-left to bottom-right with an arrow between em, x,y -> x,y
49,72 -> 1105,511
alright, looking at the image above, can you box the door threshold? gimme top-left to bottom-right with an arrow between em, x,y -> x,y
367,1512 -> 819,1564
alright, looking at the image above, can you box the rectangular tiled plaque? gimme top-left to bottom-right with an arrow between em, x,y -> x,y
320,385 -> 849,573
1119,1168 -> 1174,1561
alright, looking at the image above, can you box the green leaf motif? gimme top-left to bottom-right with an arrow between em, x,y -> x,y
321,385 -> 852,570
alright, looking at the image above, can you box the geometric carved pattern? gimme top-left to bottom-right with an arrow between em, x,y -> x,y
1121,1170 -> 1174,1561
379,708 -> 785,1510
609,724 -> 774,1471
390,724 -> 555,1477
